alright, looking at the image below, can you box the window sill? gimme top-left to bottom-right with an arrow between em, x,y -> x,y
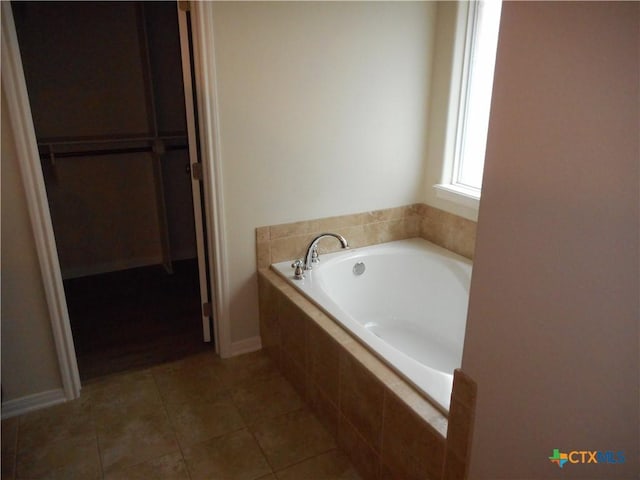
434,183 -> 480,210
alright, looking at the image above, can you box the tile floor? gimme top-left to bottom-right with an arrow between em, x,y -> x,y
1,350 -> 362,479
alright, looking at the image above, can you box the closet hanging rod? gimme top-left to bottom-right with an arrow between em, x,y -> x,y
38,144 -> 187,160
37,134 -> 187,148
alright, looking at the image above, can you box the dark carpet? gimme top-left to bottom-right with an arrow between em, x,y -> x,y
64,259 -> 212,381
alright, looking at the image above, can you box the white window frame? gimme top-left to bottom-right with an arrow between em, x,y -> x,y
435,0 -> 502,210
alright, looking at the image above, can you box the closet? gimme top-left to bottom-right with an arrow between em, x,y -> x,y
12,1 -> 212,380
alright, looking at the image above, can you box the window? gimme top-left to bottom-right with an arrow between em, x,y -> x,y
435,0 -> 502,209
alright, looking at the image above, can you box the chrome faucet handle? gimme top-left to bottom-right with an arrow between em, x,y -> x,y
291,259 -> 305,280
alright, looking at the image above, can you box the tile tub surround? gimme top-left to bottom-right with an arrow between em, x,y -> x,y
256,203 -> 477,479
258,269 -> 449,480
255,203 -> 476,270
442,370 -> 478,480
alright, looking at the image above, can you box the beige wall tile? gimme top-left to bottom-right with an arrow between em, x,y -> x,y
338,225 -> 368,249
451,369 -> 477,409
306,380 -> 340,439
281,350 -> 308,399
279,296 -> 307,367
338,415 -> 380,480
307,320 -> 341,405
256,241 -> 272,269
339,352 -> 384,452
445,398 -> 474,463
381,391 -> 444,480
258,274 -> 281,363
256,226 -> 271,243
385,381 -> 446,429
421,205 -> 476,260
441,369 -> 477,479
259,203 -> 476,268
270,220 -> 314,240
404,215 -> 422,238
309,213 -> 359,233
343,341 -> 401,388
270,234 -> 311,264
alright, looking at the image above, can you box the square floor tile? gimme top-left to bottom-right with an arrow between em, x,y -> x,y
275,450 -> 362,480
17,397 -> 93,451
104,451 -> 189,480
251,409 -> 336,471
86,369 -> 164,423
210,350 -> 279,387
230,373 -> 303,425
153,358 -> 227,406
97,408 -> 179,473
166,391 -> 245,447
16,431 -> 101,480
183,428 -> 271,480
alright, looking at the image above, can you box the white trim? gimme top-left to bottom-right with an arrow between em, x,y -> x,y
435,0 -> 501,212
190,3 -> 233,358
1,389 -> 67,420
434,183 -> 480,210
178,5 -> 212,343
1,4 -> 81,401
230,336 -> 263,357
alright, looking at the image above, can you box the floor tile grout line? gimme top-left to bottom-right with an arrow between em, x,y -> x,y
150,367 -> 194,480
89,381 -> 113,479
6,350 -> 361,480
247,425 -> 277,477
270,446 -> 344,477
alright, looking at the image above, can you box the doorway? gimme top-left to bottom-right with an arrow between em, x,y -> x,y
11,1 -> 213,381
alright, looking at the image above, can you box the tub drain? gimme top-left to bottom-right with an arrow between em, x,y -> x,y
353,261 -> 366,276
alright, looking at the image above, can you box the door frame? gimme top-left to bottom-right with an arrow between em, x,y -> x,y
1,1 -> 231,401
177,4 -> 212,344
187,2 -> 232,358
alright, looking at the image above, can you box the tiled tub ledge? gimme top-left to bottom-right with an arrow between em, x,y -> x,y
258,267 -> 448,480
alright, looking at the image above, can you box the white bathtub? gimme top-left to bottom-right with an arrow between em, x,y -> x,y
272,238 -> 472,412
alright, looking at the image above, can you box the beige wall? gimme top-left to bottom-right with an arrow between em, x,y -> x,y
1,89 -> 63,401
211,2 -> 437,342
463,2 -> 639,478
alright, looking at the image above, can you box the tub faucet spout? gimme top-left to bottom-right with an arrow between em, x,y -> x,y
304,233 -> 349,270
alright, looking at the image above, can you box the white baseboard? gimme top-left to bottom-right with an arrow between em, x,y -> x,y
1,388 -> 67,419
230,336 -> 262,357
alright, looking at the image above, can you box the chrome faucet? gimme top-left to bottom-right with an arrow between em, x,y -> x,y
303,233 -> 349,270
